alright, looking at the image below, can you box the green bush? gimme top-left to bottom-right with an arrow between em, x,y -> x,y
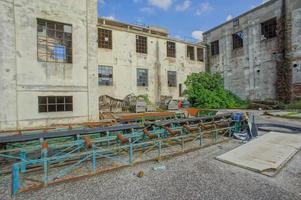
184,72 -> 245,109
285,100 -> 301,110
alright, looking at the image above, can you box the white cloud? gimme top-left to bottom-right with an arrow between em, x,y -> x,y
226,15 -> 233,21
175,0 -> 191,11
102,15 -> 115,20
148,0 -> 172,10
195,2 -> 213,16
192,30 -> 204,41
140,7 -> 155,15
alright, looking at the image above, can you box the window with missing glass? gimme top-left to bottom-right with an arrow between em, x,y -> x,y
137,68 -> 148,86
168,71 -> 177,87
211,40 -> 219,56
38,96 -> 73,113
187,46 -> 195,60
261,18 -> 277,39
37,19 -> 72,63
98,28 -> 112,49
136,35 -> 147,54
167,41 -> 176,58
232,31 -> 244,49
98,66 -> 113,86
197,48 -> 204,62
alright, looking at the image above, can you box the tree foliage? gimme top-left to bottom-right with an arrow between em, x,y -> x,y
184,72 -> 244,108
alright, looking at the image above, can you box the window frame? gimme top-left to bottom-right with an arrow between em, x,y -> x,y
166,41 -> 176,58
98,65 -> 113,86
211,40 -> 219,56
38,96 -> 73,113
197,48 -> 204,62
98,28 -> 112,49
137,68 -> 148,87
261,18 -> 277,39
136,35 -> 148,54
37,18 -> 72,63
187,45 -> 195,61
232,31 -> 244,49
167,71 -> 177,87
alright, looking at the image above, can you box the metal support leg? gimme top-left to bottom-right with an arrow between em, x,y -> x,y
12,163 -> 20,197
92,144 -> 96,173
158,141 -> 161,159
129,139 -> 133,164
42,148 -> 48,186
20,151 -> 27,173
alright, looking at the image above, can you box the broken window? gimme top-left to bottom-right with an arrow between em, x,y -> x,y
98,66 -> 113,86
211,40 -> 219,56
168,71 -> 177,87
261,18 -> 277,39
167,41 -> 176,58
197,48 -> 204,62
37,19 -> 72,63
38,96 -> 73,113
136,35 -> 147,54
187,45 -> 195,60
137,68 -> 148,86
98,28 -> 112,49
232,31 -> 244,49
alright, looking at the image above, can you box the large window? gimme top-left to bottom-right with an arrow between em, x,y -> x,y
187,46 -> 195,60
136,35 -> 147,54
38,96 -> 73,113
261,18 -> 277,39
137,68 -> 148,86
232,31 -> 244,49
168,71 -> 177,87
211,40 -> 219,56
37,19 -> 72,63
98,66 -> 113,86
197,48 -> 204,62
167,41 -> 176,58
98,28 -> 112,49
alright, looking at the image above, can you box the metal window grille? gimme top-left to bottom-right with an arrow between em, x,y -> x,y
136,35 -> 147,54
37,19 -> 72,63
197,48 -> 204,62
98,29 -> 112,49
98,66 -> 113,86
187,46 -> 195,60
38,96 -> 73,113
211,40 -> 219,56
261,18 -> 277,39
167,41 -> 176,58
168,71 -> 177,87
137,68 -> 148,86
232,31 -> 244,49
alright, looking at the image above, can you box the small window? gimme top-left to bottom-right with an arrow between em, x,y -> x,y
187,46 -> 195,60
197,48 -> 204,62
38,96 -> 73,113
232,31 -> 243,49
137,68 -> 148,86
167,41 -> 176,58
261,18 -> 277,39
98,28 -> 112,49
98,66 -> 113,86
37,19 -> 72,63
168,71 -> 177,87
136,35 -> 147,54
211,40 -> 219,56
233,19 -> 239,27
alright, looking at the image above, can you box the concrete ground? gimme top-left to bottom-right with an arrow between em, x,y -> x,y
1,111 -> 301,200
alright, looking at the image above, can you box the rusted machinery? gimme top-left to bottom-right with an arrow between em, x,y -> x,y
0,113 -> 244,196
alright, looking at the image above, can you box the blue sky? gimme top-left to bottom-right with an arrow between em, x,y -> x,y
98,0 -> 268,42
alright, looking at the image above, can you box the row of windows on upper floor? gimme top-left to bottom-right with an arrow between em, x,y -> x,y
210,17 -> 277,56
98,28 -> 204,62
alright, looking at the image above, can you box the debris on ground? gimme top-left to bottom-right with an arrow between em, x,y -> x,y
153,165 -> 166,171
136,171 -> 144,178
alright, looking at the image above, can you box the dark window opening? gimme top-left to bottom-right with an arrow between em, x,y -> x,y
136,35 -> 147,54
168,71 -> 177,87
37,19 -> 72,63
98,66 -> 113,86
38,96 -> 73,113
187,46 -> 195,60
167,41 -> 176,58
98,28 -> 112,49
261,18 -> 277,39
197,48 -> 204,62
232,31 -> 244,49
233,19 -> 239,27
137,68 -> 148,86
211,40 -> 219,56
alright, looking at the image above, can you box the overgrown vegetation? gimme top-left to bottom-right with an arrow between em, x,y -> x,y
285,100 -> 301,110
184,72 -> 245,109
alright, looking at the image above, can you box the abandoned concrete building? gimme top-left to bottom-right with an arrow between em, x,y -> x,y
203,0 -> 301,101
0,0 -> 205,130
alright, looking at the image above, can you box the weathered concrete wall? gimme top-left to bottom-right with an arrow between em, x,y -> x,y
97,27 -> 205,102
0,0 -> 98,130
204,0 -> 282,100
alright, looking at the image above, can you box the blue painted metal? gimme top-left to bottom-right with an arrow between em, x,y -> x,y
12,163 -> 20,197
